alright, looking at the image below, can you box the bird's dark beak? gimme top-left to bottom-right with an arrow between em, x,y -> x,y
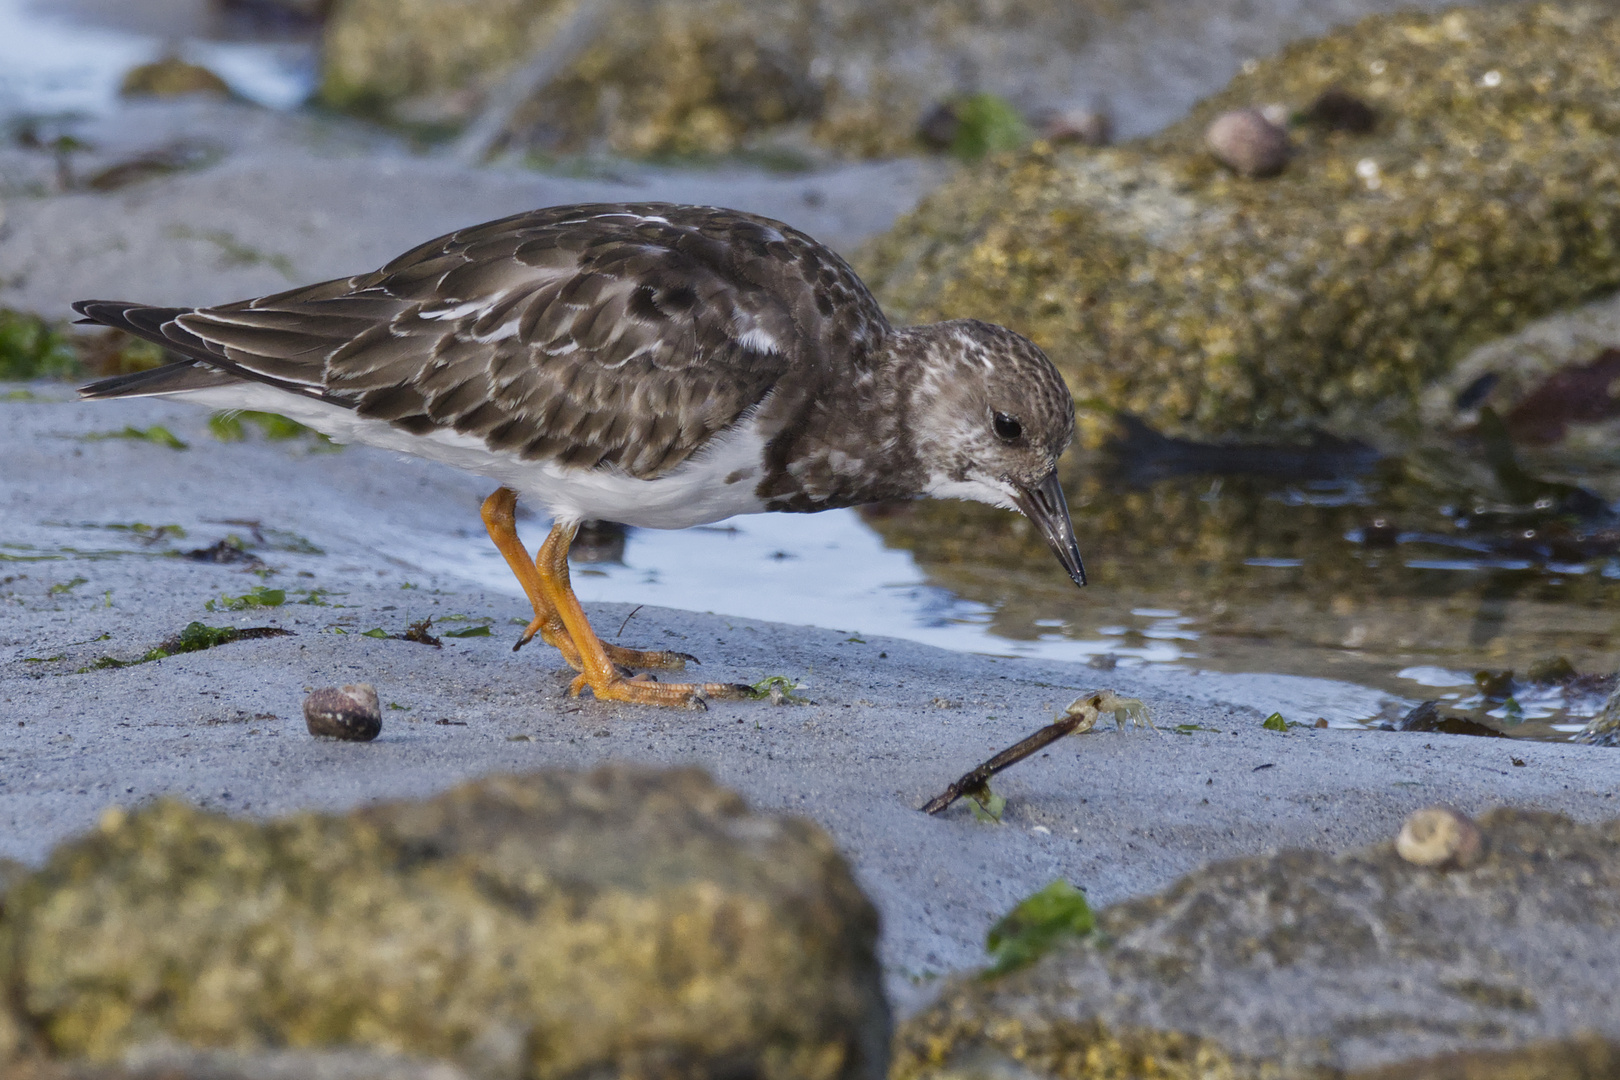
1012,472 -> 1086,587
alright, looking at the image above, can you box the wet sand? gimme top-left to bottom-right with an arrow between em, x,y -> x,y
4,391 -> 1617,1015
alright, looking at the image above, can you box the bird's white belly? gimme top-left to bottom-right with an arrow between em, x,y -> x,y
172,385 -> 771,529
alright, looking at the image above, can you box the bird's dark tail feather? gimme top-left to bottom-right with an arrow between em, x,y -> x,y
77,360 -> 240,400
73,299 -> 232,399
73,299 -> 343,403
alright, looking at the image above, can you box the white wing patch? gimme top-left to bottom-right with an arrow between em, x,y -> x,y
418,300 -> 486,321
737,327 -> 780,355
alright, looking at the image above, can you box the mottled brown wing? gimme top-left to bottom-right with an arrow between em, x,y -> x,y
153,203 -> 891,478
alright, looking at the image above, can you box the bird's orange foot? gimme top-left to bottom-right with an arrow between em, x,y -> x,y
603,643 -> 697,671
512,614 -> 695,671
567,671 -> 752,710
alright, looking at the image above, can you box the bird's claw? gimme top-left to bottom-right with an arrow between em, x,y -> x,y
567,672 -> 750,710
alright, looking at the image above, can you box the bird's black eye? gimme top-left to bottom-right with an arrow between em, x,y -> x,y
992,412 -> 1023,442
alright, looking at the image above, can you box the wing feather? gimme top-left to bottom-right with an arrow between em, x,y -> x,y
75,203 -> 892,478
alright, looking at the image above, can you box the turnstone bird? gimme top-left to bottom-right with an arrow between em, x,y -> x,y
76,203 -> 1084,708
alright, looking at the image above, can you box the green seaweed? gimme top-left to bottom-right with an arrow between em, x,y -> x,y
158,621 -> 244,657
984,880 -> 1095,975
84,426 -> 188,451
1262,712 -> 1289,732
966,784 -> 1007,824
748,674 -> 811,704
105,523 -> 187,542
0,309 -> 79,379
75,621 -> 289,672
165,226 -> 296,280
205,586 -> 286,611
948,93 -> 1031,162
208,410 -> 316,442
443,624 -> 492,638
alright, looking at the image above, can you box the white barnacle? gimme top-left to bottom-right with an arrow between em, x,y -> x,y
1396,806 -> 1484,869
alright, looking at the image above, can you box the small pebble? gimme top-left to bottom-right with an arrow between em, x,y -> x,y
1259,102 -> 1291,128
1305,86 -> 1378,133
303,683 -> 382,742
1206,107 -> 1291,178
917,100 -> 960,149
1396,805 -> 1484,869
1039,106 -> 1112,147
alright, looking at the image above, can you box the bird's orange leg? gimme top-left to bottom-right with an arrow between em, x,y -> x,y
534,521 -> 751,709
480,488 -> 698,673
480,488 -> 582,667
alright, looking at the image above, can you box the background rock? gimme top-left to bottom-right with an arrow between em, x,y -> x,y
894,808 -> 1620,1079
119,58 -> 234,100
1579,685 -> 1620,747
321,0 -> 1116,156
321,0 -> 573,124
317,0 -> 1526,160
859,3 -> 1620,445
1421,289 -> 1620,448
0,767 -> 888,1080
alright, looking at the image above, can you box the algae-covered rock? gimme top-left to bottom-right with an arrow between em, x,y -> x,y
0,767 -> 888,1080
1422,287 -> 1620,448
319,0 -> 1132,156
860,3 -> 1620,445
321,0 -> 576,121
119,58 -> 232,99
893,808 -> 1620,1080
1579,684 -> 1620,746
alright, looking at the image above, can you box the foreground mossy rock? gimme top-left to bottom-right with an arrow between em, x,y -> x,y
894,809 -> 1620,1080
320,0 -> 1130,156
0,767 -> 888,1080
861,2 -> 1620,445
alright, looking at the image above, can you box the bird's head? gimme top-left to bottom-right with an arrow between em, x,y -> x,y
904,319 -> 1085,586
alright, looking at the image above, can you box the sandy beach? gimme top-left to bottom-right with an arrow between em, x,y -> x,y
4,389 -> 1617,1015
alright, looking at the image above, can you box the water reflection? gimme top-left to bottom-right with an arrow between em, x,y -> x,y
857,418 -> 1620,741
398,412 -> 1619,741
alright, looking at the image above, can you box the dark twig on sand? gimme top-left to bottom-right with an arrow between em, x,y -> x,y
921,691 -> 1150,815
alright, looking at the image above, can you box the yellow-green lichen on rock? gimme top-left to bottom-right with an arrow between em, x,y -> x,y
0,767 -> 888,1080
511,0 -> 825,158
118,57 -> 232,99
319,0 -> 1132,156
321,0 -> 576,121
859,2 -> 1620,445
893,809 -> 1620,1080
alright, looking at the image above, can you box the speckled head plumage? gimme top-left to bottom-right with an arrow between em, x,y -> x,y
899,318 -> 1086,585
